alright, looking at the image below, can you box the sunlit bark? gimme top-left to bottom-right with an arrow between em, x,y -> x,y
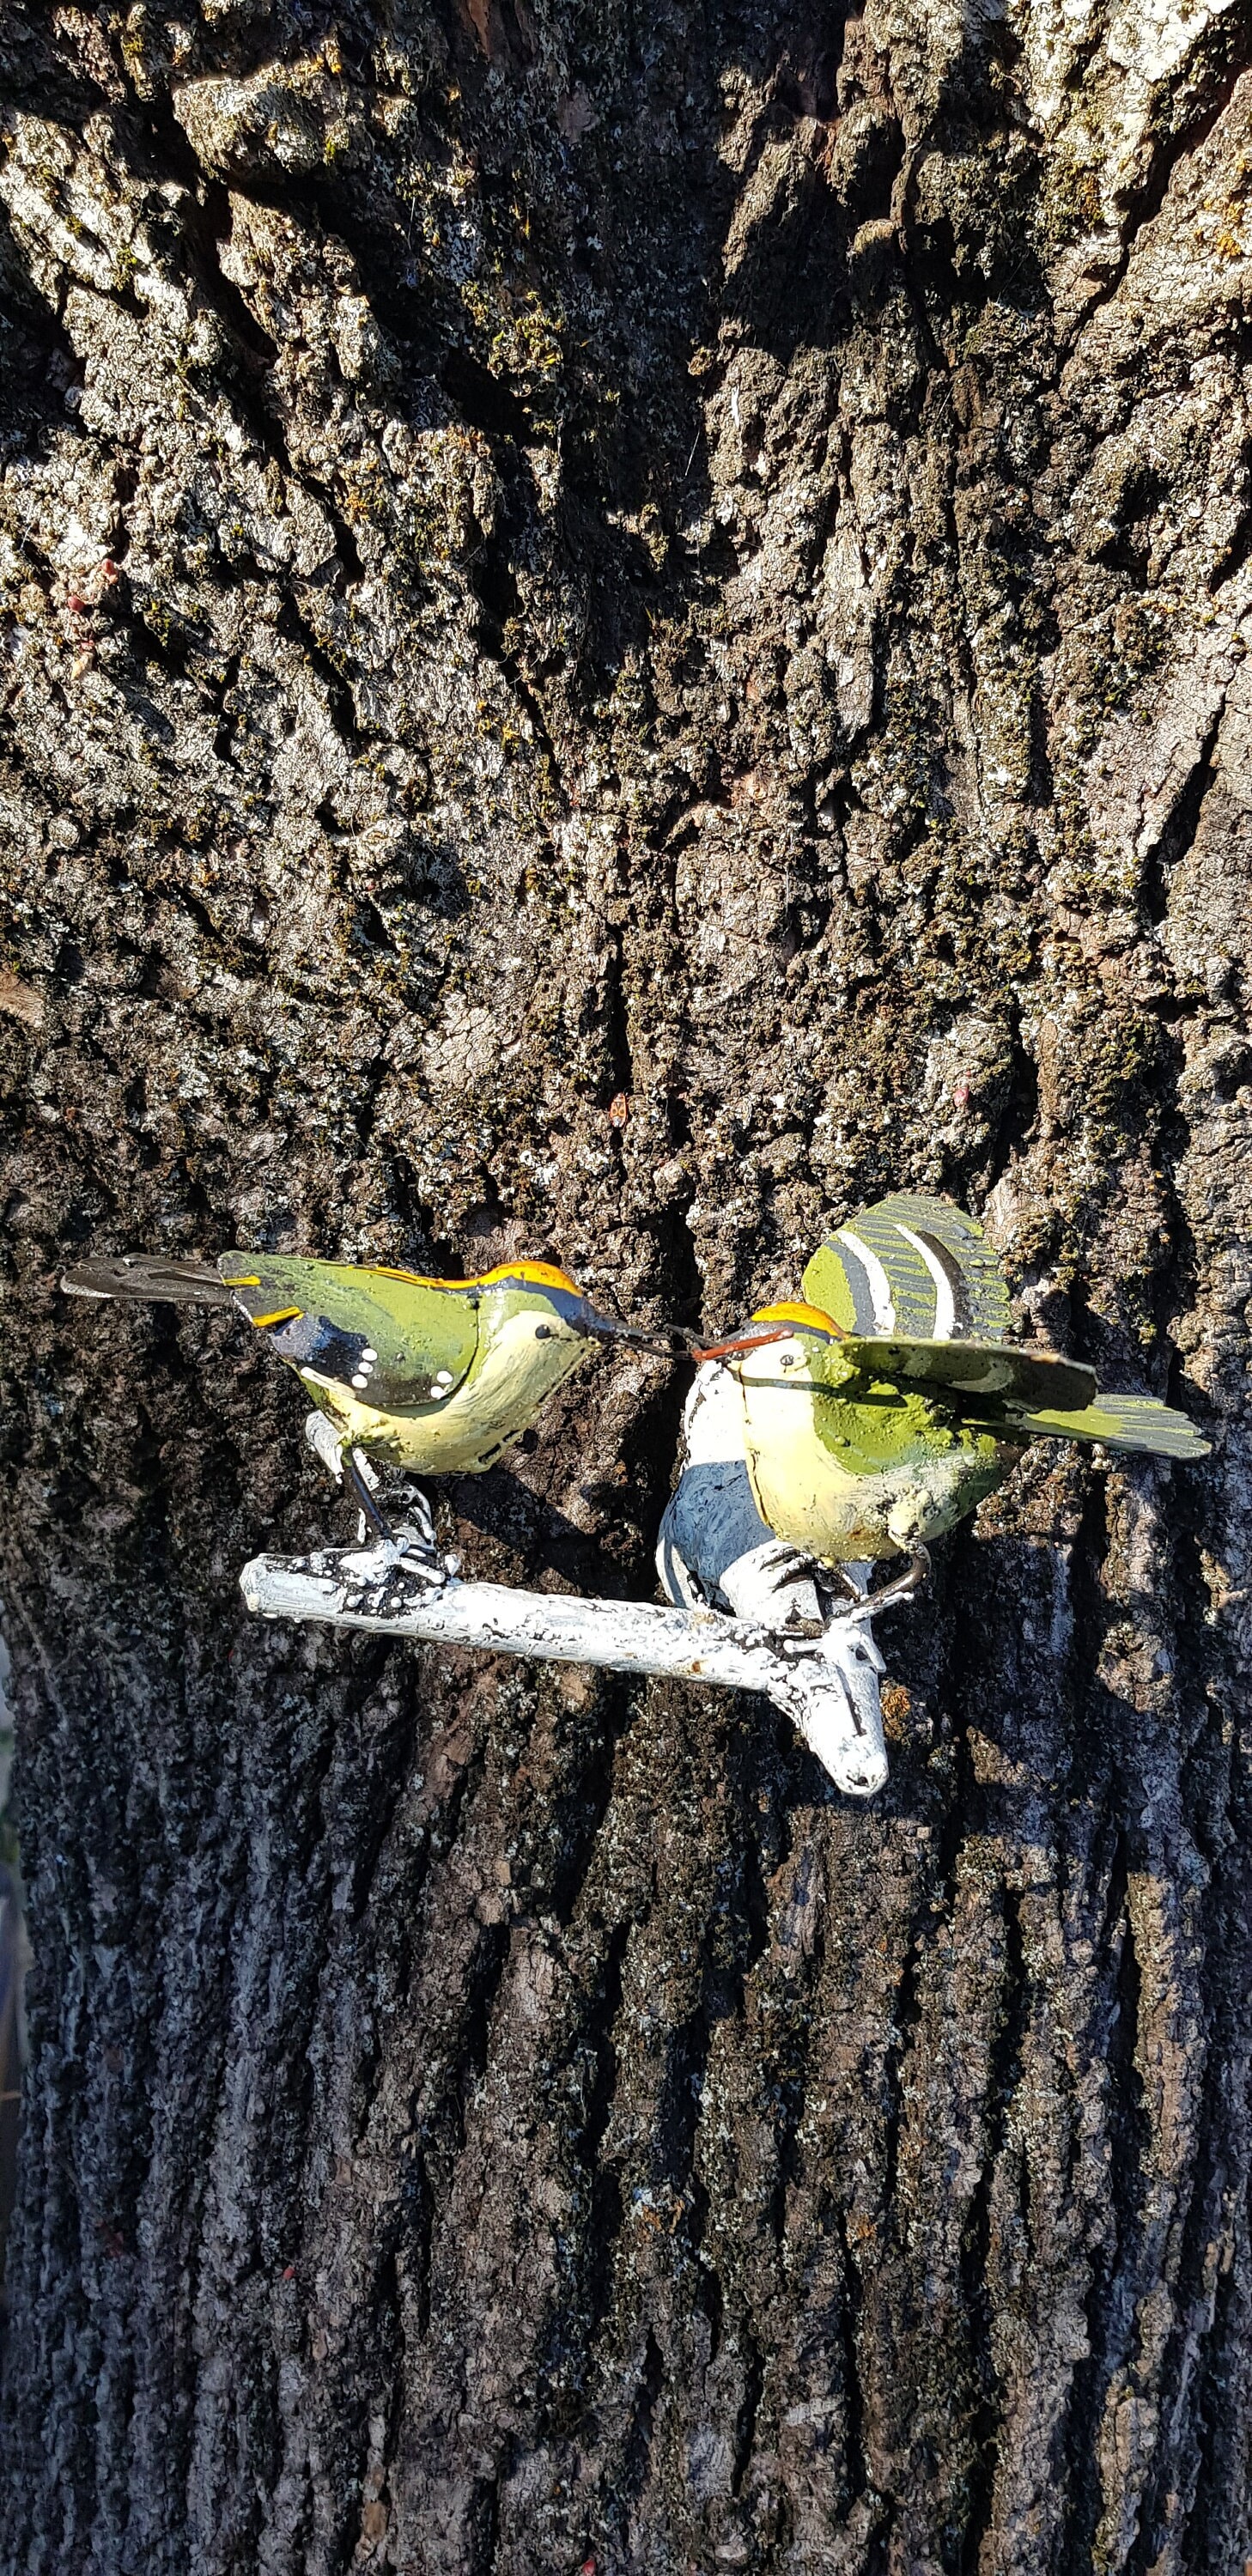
2,1 -> 1251,2567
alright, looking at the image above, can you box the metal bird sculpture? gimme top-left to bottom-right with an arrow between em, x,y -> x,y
62,1251 -> 674,1543
661,1192 -> 1208,1594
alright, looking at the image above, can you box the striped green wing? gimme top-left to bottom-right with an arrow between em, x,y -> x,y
218,1255 -> 480,1409
831,1334 -> 1097,1414
829,1331 -> 1209,1460
1016,1394 -> 1210,1461
804,1194 -> 1012,1343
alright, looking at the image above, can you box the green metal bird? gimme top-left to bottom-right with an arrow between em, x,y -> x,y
62,1250 -> 672,1536
686,1193 -> 1209,1567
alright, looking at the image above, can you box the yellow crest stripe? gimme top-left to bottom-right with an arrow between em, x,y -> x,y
477,1260 -> 580,1291
752,1299 -> 843,1339
369,1259 -> 580,1294
249,1306 -> 303,1329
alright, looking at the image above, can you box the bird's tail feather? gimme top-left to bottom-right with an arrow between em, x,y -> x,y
60,1255 -> 234,1307
1018,1393 -> 1209,1461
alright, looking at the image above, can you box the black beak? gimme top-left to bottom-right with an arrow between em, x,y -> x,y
576,1303 -> 692,1357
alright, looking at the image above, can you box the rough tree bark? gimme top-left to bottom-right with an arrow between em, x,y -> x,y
1,0 -> 1250,2567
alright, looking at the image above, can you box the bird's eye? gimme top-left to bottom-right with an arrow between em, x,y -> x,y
535,1324 -> 554,1340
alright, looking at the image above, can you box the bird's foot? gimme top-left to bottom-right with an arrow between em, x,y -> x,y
819,1550 -> 930,1621
337,1531 -> 457,1591
862,1546 -> 931,1613
383,1479 -> 459,1585
301,1416 -> 456,1585
714,1540 -> 826,1636
395,1526 -> 459,1588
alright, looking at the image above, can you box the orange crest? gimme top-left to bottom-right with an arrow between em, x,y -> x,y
370,1258 -> 581,1295
751,1299 -> 845,1340
476,1260 -> 582,1293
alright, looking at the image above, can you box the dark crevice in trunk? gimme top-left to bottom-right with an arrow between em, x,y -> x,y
1140,696 -> 1227,928
957,1894 -> 1029,2573
1060,1832 -> 1150,2572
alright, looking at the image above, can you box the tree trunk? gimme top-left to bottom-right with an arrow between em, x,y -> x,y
1,1 -> 1250,2567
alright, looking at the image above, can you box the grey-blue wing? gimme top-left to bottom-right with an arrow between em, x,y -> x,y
657,1456 -> 774,1608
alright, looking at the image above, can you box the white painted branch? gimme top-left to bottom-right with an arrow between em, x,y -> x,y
239,1542 -> 891,1797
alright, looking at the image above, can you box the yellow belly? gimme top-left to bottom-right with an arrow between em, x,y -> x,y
738,1370 -> 1012,1561
301,1309 -> 589,1475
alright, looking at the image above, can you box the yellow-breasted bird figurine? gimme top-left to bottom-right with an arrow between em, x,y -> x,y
62,1250 -> 674,1540
669,1193 -> 1208,1577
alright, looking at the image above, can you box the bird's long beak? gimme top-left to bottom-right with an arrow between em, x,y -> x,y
689,1322 -> 793,1364
690,1307 -> 850,1364
575,1303 -> 692,1357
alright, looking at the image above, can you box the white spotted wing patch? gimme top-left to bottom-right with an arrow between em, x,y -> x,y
262,1310 -> 446,1406
228,1265 -> 480,1408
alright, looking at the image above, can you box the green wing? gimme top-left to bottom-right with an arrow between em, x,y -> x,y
829,1334 -> 1097,1415
218,1255 -> 480,1410
826,1334 -> 1208,1458
1015,1394 -> 1210,1461
804,1194 -> 1012,1342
